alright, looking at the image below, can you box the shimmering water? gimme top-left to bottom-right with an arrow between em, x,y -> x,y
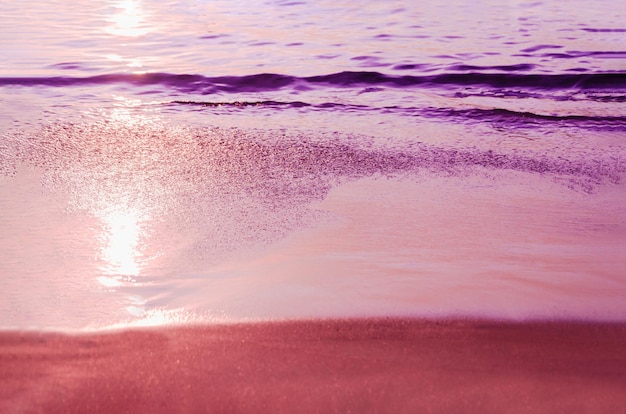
1,0 -> 625,329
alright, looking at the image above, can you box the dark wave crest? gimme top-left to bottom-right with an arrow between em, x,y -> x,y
2,71 -> 625,93
172,100 -> 313,108
168,99 -> 626,132
420,107 -> 626,131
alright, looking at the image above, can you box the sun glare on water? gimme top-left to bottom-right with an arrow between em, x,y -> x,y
106,0 -> 150,37
99,209 -> 144,282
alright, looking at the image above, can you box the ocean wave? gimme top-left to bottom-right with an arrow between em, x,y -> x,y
2,70 -> 625,93
420,107 -> 626,130
169,100 -> 626,131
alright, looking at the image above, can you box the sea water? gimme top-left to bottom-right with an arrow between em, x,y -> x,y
1,0 -> 625,330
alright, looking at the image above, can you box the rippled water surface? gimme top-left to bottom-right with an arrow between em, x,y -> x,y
2,0 -> 625,76
1,0 -> 625,329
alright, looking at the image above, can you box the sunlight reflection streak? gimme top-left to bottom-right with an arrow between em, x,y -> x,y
105,0 -> 149,37
100,209 -> 144,278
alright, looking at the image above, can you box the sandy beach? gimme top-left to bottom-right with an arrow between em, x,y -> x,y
2,1 -> 626,413
1,318 -> 625,413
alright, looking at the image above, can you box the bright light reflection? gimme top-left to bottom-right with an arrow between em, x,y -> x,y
103,95 -> 164,124
100,209 -> 144,278
102,53 -> 144,71
97,275 -> 123,287
91,309 -> 199,331
106,0 -> 149,37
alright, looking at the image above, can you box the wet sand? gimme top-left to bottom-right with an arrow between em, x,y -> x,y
1,319 -> 625,413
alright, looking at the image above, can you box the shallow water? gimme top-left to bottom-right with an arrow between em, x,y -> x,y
1,0 -> 625,329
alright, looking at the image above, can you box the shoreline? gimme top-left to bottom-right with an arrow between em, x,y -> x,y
2,318 -> 625,413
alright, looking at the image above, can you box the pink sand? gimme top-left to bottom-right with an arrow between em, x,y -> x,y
2,319 -> 625,413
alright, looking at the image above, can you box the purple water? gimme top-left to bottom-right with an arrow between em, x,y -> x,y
1,0 -> 625,330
